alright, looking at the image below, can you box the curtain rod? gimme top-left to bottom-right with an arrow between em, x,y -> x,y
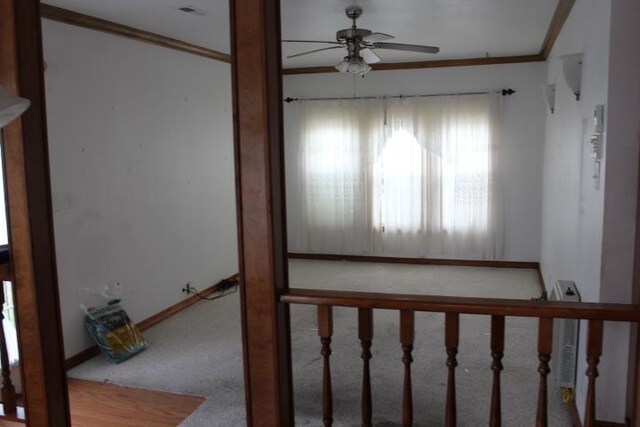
283,88 -> 515,103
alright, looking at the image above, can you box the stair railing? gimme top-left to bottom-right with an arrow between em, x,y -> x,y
281,288 -> 640,427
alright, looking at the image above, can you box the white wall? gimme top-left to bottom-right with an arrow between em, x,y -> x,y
540,0 -> 610,417
42,20 -> 237,357
540,0 -> 640,421
284,62 -> 546,261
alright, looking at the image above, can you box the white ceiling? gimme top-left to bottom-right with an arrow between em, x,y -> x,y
44,0 -> 558,68
44,0 -> 231,53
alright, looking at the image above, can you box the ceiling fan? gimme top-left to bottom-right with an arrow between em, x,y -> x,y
283,6 -> 440,76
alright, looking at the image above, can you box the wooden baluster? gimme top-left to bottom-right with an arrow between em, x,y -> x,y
400,310 -> 415,427
535,318 -> 553,427
318,306 -> 333,426
584,320 -> 603,427
359,308 -> 374,427
445,313 -> 459,427
489,315 -> 505,427
0,283 -> 15,414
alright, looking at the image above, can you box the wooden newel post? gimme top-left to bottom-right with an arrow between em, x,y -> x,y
230,0 -> 293,424
1,0 -> 71,424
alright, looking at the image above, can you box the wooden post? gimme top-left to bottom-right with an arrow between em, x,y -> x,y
318,306 -> 333,427
445,313 -> 459,427
400,310 -> 415,427
359,308 -> 374,427
536,318 -> 553,427
489,315 -> 505,427
0,0 -> 71,425
585,320 -> 603,427
230,0 -> 293,424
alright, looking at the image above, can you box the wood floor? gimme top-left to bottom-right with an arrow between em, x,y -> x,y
0,379 -> 205,426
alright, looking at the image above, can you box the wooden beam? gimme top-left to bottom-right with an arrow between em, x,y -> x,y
283,54 -> 544,75
628,107 -> 640,426
40,3 -> 231,64
539,0 -> 576,59
0,0 -> 71,425
231,0 -> 293,424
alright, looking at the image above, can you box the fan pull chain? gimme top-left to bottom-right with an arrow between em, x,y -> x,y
352,73 -> 357,97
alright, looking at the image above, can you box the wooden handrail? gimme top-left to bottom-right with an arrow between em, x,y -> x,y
280,288 -> 640,322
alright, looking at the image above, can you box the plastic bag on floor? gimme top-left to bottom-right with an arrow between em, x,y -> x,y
79,283 -> 147,363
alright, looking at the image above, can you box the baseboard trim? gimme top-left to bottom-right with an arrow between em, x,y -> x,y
288,252 -> 540,269
65,273 -> 240,371
65,346 -> 101,371
136,272 -> 239,331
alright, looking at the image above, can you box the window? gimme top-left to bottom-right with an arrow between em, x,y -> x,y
291,93 -> 501,259
304,123 -> 363,229
440,109 -> 491,234
373,129 -> 423,233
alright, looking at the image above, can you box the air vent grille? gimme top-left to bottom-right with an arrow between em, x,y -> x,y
177,6 -> 208,16
550,280 -> 580,389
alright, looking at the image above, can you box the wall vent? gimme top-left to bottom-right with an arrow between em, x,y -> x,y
550,280 -> 580,389
177,6 -> 208,16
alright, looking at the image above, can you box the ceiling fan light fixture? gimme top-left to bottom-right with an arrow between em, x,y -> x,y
286,6 -> 439,74
335,56 -> 371,76
335,57 -> 350,73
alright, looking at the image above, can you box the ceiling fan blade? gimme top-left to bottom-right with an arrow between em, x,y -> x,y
362,32 -> 394,43
282,39 -> 342,45
361,48 -> 381,64
286,45 -> 344,59
372,42 -> 440,54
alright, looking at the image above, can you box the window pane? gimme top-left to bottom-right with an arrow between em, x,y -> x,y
375,129 -> 422,232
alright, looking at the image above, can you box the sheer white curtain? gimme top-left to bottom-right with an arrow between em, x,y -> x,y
373,94 -> 503,258
288,93 -> 503,259
293,99 -> 383,254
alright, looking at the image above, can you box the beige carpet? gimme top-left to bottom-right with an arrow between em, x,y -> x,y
69,259 -> 572,426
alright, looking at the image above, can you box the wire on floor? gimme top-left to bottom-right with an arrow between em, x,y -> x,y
186,279 -> 239,301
